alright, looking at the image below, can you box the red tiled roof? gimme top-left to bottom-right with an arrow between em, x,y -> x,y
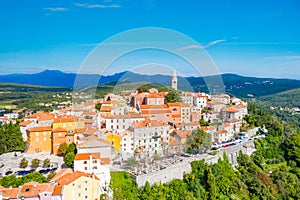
101,157 -> 110,165
225,107 -> 239,113
27,126 -> 52,132
55,171 -> 99,186
141,109 -> 171,115
147,93 -> 164,98
216,129 -> 228,134
175,130 -> 191,139
131,120 -> 167,128
52,127 -> 67,132
19,120 -> 33,126
74,152 -> 100,161
53,116 -> 79,123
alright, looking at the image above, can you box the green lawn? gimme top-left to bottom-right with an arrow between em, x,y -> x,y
110,171 -> 138,200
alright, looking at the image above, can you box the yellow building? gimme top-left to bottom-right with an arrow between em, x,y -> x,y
54,171 -> 101,200
106,133 -> 121,152
27,126 -> 52,154
53,116 -> 85,133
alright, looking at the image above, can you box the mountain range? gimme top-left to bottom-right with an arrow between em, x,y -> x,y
1,69 -> 300,97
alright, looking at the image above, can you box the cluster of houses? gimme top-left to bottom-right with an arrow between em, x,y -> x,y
97,88 -> 248,159
0,71 -> 249,198
0,167 -> 107,199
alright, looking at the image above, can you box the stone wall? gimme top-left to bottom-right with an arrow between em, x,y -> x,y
132,141 -> 255,187
132,160 -> 192,187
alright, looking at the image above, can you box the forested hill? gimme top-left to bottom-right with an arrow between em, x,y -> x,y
0,70 -> 300,98
258,88 -> 300,108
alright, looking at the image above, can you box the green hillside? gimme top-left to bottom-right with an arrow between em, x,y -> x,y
258,88 -> 300,108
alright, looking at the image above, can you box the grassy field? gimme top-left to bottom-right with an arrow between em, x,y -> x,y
110,171 -> 138,200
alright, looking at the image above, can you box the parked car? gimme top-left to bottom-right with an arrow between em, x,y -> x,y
14,171 -> 23,176
5,170 -> 13,176
0,163 -> 4,168
39,169 -> 50,174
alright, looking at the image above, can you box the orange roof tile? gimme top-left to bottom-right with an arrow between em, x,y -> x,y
140,104 -> 169,109
27,126 -> 52,132
216,129 -> 228,134
141,109 -> 171,115
100,106 -> 112,112
53,185 -> 62,195
106,112 -> 144,119
147,93 -> 164,98
52,127 -> 67,132
167,102 -> 180,106
74,153 -> 100,160
224,123 -> 231,127
19,182 -> 54,198
53,116 -> 79,123
19,120 -> 33,126
131,120 -> 167,128
179,102 -> 190,107
175,130 -> 191,139
172,114 -> 181,118
101,157 -> 110,165
225,107 -> 239,113
0,188 -> 20,199
56,171 -> 99,186
51,168 -> 74,182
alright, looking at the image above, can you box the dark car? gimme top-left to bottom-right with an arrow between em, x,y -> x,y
50,167 -> 57,171
21,170 -> 31,176
5,170 -> 13,176
39,169 -> 50,174
0,173 -> 2,178
14,171 -> 23,176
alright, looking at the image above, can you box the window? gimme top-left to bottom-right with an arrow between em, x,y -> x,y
85,196 -> 88,199
72,183 -> 75,186
155,144 -> 157,147
44,137 -> 46,141
83,161 -> 87,164
43,132 -> 47,136
85,180 -> 88,184
35,132 -> 39,136
85,167 -> 87,170
58,132 -> 62,137
25,188 -> 30,192
36,138 -> 39,142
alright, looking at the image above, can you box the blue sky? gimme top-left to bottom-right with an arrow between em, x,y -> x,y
0,0 -> 300,79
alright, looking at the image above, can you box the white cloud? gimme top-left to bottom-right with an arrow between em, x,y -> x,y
75,3 -> 121,8
203,39 -> 226,48
176,39 -> 226,52
44,7 -> 69,12
176,45 -> 202,52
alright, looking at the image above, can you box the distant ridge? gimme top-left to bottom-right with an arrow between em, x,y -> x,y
0,69 -> 300,97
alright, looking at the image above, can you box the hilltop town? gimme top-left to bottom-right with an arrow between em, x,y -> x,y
0,71 -> 259,199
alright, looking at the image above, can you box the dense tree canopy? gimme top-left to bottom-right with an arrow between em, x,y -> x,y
0,123 -> 25,154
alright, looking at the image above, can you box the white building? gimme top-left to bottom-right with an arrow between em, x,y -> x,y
74,152 -> 111,192
193,93 -> 208,108
104,112 -> 145,134
181,92 -> 194,106
127,120 -> 170,158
